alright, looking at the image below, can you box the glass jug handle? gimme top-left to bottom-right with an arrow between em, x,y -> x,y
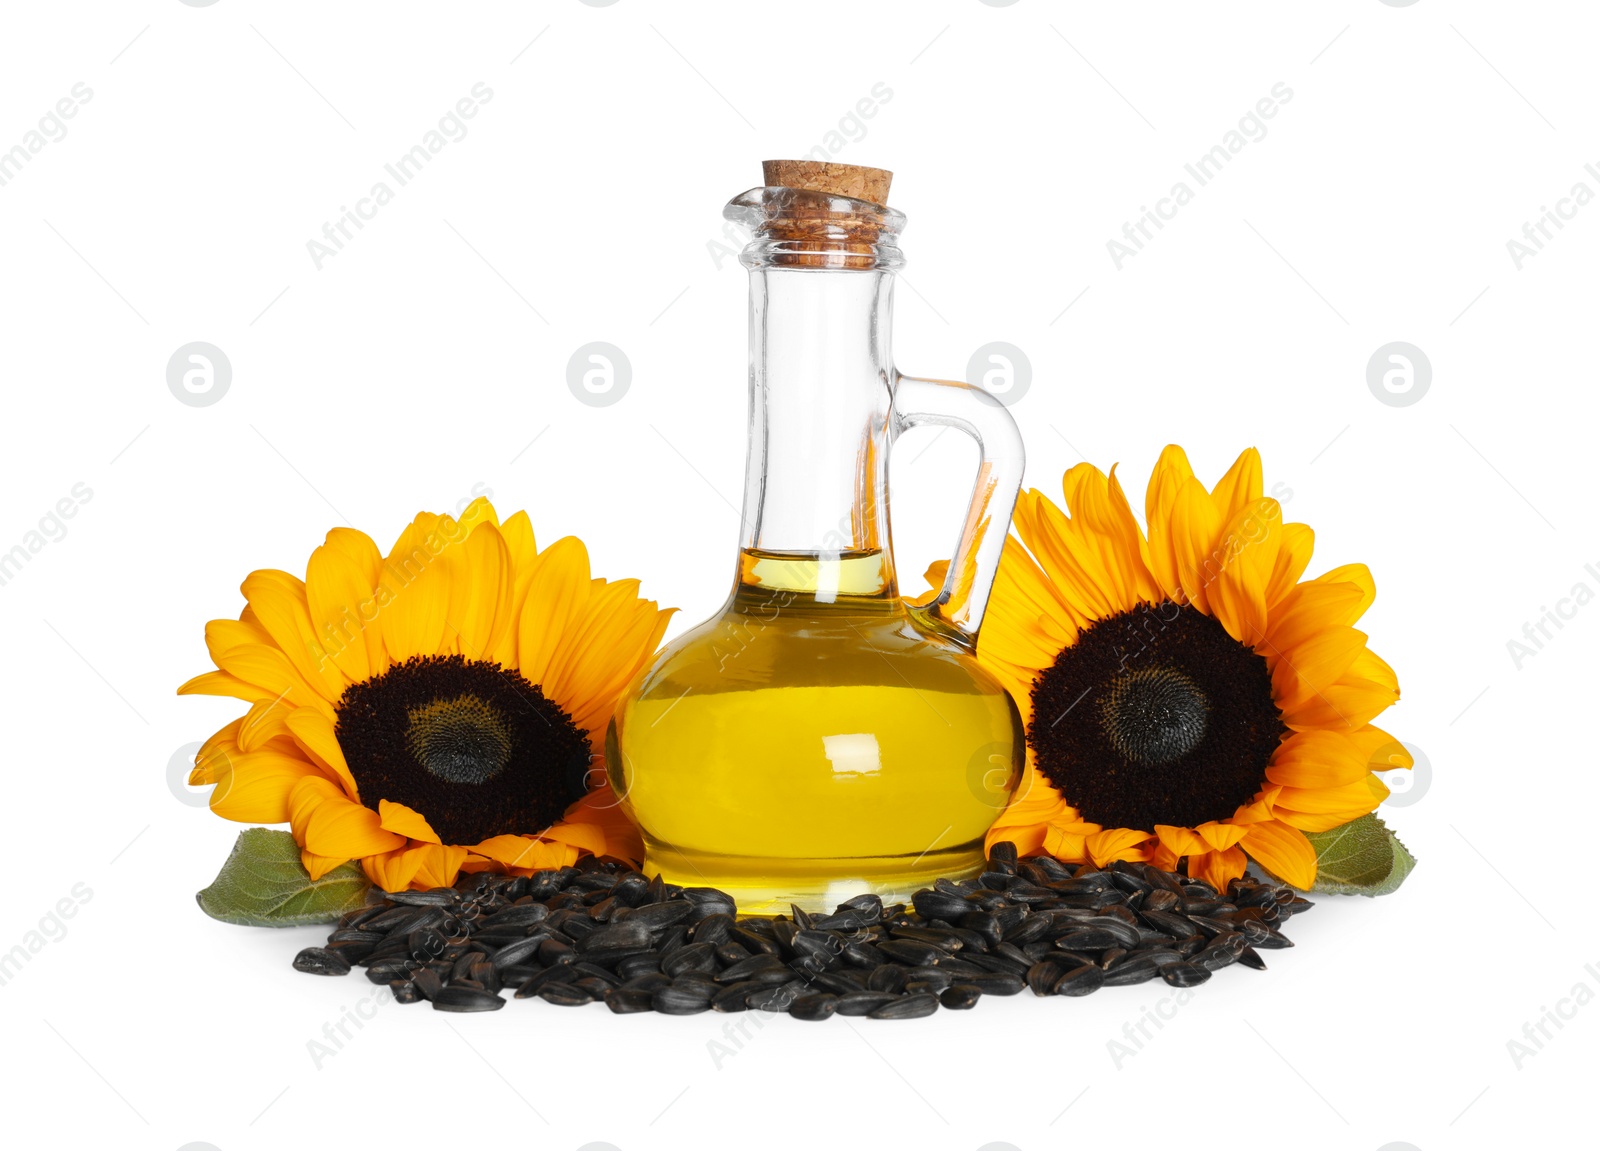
890,371 -> 1026,648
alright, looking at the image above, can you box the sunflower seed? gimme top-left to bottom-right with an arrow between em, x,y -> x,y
299,859 -> 1309,1019
604,988 -> 655,1014
788,993 -> 838,1021
293,947 -> 351,976
540,983 -> 598,1006
432,986 -> 504,1012
1054,964 -> 1104,997
1161,962 -> 1211,988
869,992 -> 940,1020
940,984 -> 982,1010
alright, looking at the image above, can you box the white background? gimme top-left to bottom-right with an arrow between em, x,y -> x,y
0,2 -> 1594,1149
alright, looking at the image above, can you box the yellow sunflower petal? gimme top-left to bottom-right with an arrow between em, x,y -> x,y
241,570 -> 347,701
1190,845 -> 1248,890
1265,729 -> 1371,789
377,516 -> 455,662
305,540 -> 382,684
1274,775 -> 1388,815
1269,627 -> 1369,711
473,835 -> 579,871
558,784 -> 645,863
1013,488 -> 1119,622
1281,648 -> 1401,731
1043,823 -> 1092,862
1154,824 -> 1208,857
1348,724 -> 1413,771
211,748 -> 326,824
176,670 -> 275,705
516,536 -> 593,685
190,720 -> 242,786
377,799 -> 442,844
211,643 -> 335,719
301,849 -> 351,881
1194,820 -> 1248,853
237,695 -> 295,752
288,776 -> 404,858
1208,498 -> 1282,644
362,845 -> 426,892
1241,820 -> 1318,888
1144,444 -> 1197,600
1169,476 -> 1224,612
448,522 -> 514,662
284,708 -> 361,801
411,843 -> 471,889
1209,447 -> 1263,523
1264,581 -> 1368,656
1085,827 -> 1154,867
1263,522 -> 1315,607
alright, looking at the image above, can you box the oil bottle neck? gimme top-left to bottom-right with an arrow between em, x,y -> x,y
738,265 -> 898,597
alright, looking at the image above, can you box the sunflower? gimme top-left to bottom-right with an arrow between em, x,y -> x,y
180,498 -> 672,892
970,446 -> 1410,890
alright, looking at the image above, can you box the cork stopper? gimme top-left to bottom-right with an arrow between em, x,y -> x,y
762,160 -> 893,207
730,161 -> 902,269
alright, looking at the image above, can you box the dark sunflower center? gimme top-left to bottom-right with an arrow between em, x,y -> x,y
335,654 -> 590,845
1098,666 -> 1209,766
405,695 -> 514,785
1029,602 -> 1285,830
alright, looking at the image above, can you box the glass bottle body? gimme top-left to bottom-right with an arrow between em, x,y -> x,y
608,186 -> 1026,911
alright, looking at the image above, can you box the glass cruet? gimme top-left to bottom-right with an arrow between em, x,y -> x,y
607,161 -> 1027,912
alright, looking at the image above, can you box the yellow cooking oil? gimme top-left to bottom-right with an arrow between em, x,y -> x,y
606,548 -> 1023,912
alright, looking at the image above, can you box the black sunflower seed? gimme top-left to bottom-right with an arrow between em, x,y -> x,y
432,987 -> 504,1012
1160,962 -> 1211,987
299,860 -> 1308,1019
788,993 -> 838,1021
834,991 -> 901,1016
604,988 -> 655,1014
940,984 -> 982,1010
869,992 -> 940,1020
293,947 -> 351,976
540,983 -> 598,1006
1054,964 -> 1105,997
912,890 -> 970,921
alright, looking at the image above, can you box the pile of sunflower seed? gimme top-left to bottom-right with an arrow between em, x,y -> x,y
293,842 -> 1312,1019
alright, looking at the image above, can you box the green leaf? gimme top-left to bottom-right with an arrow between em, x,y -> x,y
196,828 -> 370,926
1304,813 -> 1416,896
